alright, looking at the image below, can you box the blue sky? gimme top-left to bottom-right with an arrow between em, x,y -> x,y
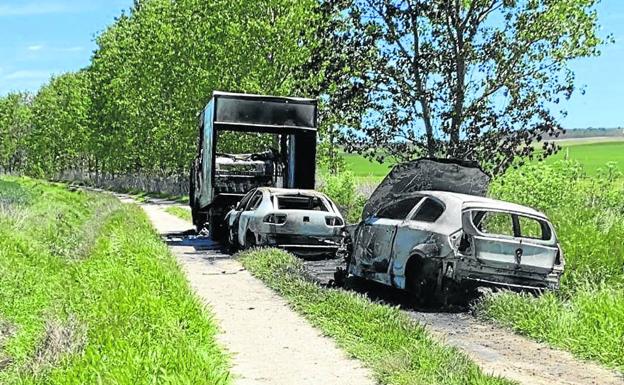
0,0 -> 622,129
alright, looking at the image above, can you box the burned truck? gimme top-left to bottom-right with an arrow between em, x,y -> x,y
189,92 -> 318,240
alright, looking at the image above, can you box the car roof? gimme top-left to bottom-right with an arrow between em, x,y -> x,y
417,191 -> 548,219
257,187 -> 326,197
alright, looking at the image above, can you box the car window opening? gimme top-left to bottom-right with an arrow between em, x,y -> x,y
377,197 -> 422,220
472,210 -> 551,241
277,195 -> 329,211
412,198 -> 445,223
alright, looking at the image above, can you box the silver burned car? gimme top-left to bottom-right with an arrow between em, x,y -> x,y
225,187 -> 345,257
348,191 -> 565,300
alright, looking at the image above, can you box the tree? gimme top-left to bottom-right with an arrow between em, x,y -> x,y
320,0 -> 606,174
27,72 -> 91,177
0,93 -> 32,173
88,0 -> 318,178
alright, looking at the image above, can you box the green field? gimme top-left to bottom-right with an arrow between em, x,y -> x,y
340,139 -> 624,180
541,140 -> 624,175
0,178 -> 230,384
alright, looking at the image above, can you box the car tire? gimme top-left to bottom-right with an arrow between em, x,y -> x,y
244,231 -> 256,249
406,257 -> 439,306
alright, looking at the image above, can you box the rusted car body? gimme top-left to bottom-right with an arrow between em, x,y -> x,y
345,159 -> 565,298
225,187 -> 345,257
348,191 -> 565,295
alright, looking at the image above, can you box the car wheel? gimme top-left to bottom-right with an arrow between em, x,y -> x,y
244,231 -> 256,249
226,227 -> 239,253
406,257 -> 439,306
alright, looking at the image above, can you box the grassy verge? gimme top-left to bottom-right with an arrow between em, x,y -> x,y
0,177 -> 229,384
165,206 -> 192,222
479,161 -> 624,372
239,248 -> 514,385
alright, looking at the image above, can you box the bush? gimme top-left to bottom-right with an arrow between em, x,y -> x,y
319,171 -> 367,223
481,160 -> 624,371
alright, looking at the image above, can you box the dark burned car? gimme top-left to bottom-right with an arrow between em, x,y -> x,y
346,159 -> 565,300
225,187 -> 345,257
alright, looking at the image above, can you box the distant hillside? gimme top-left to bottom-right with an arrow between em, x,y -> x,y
558,128 -> 624,140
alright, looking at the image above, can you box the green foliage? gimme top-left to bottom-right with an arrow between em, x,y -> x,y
0,0 -> 318,180
320,0 -> 606,174
319,171 -> 367,223
0,93 -> 32,173
87,0 -> 317,176
27,72 -> 92,177
0,178 -> 230,384
480,160 -> 624,370
239,248 -> 513,385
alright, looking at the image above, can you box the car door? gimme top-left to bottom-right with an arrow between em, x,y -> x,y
237,190 -> 265,245
463,210 -> 522,271
390,197 -> 445,268
514,215 -> 559,275
353,197 -> 424,278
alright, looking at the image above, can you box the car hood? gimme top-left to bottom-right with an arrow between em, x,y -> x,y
362,158 -> 490,220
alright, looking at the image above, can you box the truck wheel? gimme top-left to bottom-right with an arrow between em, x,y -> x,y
208,211 -> 227,242
226,227 -> 239,253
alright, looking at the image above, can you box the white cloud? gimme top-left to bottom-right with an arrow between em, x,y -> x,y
28,45 -> 44,52
0,3 -> 74,17
3,70 -> 52,81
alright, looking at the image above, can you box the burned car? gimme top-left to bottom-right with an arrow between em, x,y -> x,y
225,187 -> 345,257
346,159 -> 565,300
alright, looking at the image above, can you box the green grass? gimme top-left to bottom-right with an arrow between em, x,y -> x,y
480,161 -> 624,372
165,206 -> 193,222
541,141 -> 624,175
339,139 -> 624,180
344,153 -> 393,180
0,177 -> 230,384
238,248 -> 515,385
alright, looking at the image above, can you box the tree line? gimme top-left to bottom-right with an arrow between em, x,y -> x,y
0,0 -> 605,184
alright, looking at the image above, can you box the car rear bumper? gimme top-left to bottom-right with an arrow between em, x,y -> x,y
456,269 -> 561,291
259,233 -> 342,256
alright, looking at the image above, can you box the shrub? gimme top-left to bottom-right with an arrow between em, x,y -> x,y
319,171 -> 367,223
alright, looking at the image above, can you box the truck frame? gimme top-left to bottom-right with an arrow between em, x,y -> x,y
190,91 -> 318,240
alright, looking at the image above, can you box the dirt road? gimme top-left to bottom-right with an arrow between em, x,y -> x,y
138,202 -> 375,385
113,191 -> 622,385
302,267 -> 624,385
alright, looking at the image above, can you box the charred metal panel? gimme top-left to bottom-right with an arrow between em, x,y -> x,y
363,158 -> 490,220
292,132 -> 317,189
214,92 -> 317,134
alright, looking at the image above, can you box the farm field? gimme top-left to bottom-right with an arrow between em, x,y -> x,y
0,178 -> 230,384
340,138 -> 624,181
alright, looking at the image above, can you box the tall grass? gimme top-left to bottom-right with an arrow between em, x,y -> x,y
0,177 -> 230,384
480,161 -> 624,371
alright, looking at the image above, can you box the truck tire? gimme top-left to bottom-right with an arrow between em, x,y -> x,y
208,209 -> 227,242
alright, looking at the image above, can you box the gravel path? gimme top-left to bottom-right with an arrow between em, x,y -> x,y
139,203 -> 375,385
